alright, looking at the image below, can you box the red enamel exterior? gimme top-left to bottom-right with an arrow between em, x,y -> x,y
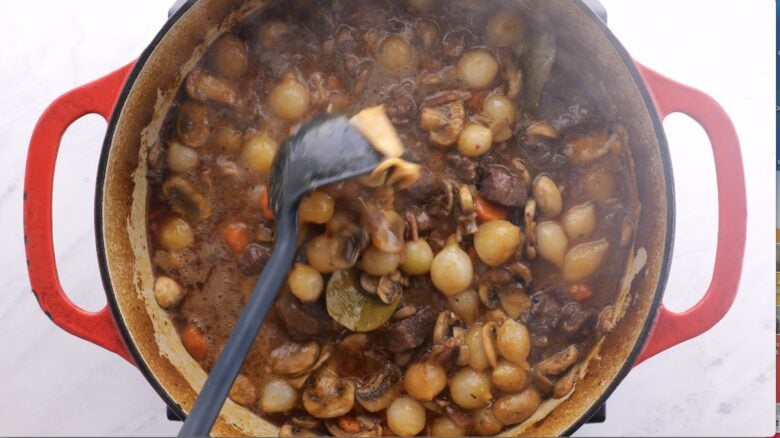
22,63 -> 746,369
633,63 -> 746,365
24,63 -> 136,364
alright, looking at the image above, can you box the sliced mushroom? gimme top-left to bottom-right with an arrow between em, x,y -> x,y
511,159 -> 532,188
308,345 -> 334,375
458,184 -> 475,213
552,365 -> 579,399
505,261 -> 533,286
286,373 -> 311,390
376,275 -> 403,304
596,305 -> 616,335
291,415 -> 321,431
497,286 -> 530,319
524,199 -> 537,259
528,367 -> 553,395
478,268 -> 514,309
499,48 -> 523,99
162,176 -> 213,221
392,304 -> 417,320
355,362 -> 402,412
442,178 -> 457,214
279,424 -> 320,437
535,345 -> 580,376
303,372 -> 356,418
176,100 -> 210,148
432,310 -> 451,345
526,121 -> 560,143
186,68 -> 239,107
481,322 -> 499,369
271,341 -> 320,376
325,416 -> 383,437
311,213 -> 370,271
360,203 -> 405,253
419,101 -> 466,147
360,273 -> 379,294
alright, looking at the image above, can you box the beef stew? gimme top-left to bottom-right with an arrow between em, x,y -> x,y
146,0 -> 640,435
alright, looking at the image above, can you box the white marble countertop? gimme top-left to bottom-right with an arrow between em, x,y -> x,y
0,0 -> 774,436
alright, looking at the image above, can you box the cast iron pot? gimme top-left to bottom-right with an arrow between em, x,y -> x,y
23,0 -> 746,435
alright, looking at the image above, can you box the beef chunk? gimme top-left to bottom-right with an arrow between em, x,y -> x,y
275,291 -> 336,339
385,86 -> 417,125
380,306 -> 436,352
525,291 -> 563,335
406,168 -> 443,203
560,302 -> 596,339
478,165 -> 527,207
521,290 -> 596,350
521,290 -> 561,349
446,153 -> 478,183
238,243 -> 271,276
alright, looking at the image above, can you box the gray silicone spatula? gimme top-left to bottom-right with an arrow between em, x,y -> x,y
178,112 -> 387,437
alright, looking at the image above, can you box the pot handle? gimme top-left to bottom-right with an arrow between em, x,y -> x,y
633,63 -> 746,365
24,63 -> 136,364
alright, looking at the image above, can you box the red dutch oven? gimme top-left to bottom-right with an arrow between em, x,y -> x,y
23,0 -> 746,435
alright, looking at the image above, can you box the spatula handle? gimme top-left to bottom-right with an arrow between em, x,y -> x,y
179,208 -> 299,437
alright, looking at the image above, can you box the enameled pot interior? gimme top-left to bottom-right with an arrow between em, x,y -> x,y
95,0 -> 673,435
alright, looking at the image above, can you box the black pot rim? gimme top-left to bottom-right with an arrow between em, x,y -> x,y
93,0 -> 676,433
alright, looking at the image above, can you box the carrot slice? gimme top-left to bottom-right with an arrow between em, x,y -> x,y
474,195 -> 509,222
259,186 -> 275,221
568,283 -> 594,302
337,416 -> 361,435
181,323 -> 208,361
221,220 -> 251,253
